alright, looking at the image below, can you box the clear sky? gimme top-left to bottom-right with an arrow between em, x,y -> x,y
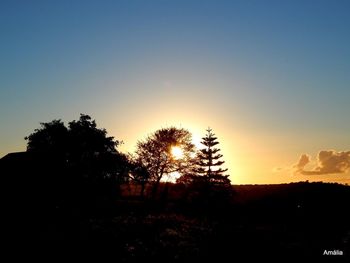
1,0 -> 350,184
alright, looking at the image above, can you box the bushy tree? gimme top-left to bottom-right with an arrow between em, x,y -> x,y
25,119 -> 68,156
135,127 -> 195,198
66,114 -> 121,180
25,114 -> 119,158
25,114 -> 128,201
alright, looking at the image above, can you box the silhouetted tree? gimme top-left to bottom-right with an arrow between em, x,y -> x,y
135,127 -> 195,199
178,128 -> 231,206
128,158 -> 150,198
195,128 -> 230,186
25,119 -> 69,156
67,114 -> 121,180
24,114 -> 129,204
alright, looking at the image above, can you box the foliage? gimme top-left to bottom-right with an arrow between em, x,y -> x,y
177,128 -> 232,206
195,128 -> 230,185
24,114 -> 129,201
25,114 -> 120,155
66,114 -> 121,180
25,119 -> 69,155
135,127 -> 196,197
68,114 -> 118,156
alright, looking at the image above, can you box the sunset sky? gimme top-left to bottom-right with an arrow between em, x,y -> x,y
1,0 -> 350,184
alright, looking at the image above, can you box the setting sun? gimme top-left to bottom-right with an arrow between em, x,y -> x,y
171,146 -> 184,159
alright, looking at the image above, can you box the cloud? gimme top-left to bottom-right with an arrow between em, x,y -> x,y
294,150 -> 350,175
294,154 -> 311,172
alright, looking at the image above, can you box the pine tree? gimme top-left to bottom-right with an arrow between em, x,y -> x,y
176,128 -> 233,207
195,128 -> 231,187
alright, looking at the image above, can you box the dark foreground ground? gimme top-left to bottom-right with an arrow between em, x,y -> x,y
4,182 -> 350,262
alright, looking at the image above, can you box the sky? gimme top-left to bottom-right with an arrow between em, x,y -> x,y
1,0 -> 350,184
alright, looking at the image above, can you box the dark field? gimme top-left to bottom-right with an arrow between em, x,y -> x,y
4,180 -> 350,261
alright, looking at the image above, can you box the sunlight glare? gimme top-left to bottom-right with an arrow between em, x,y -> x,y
171,146 -> 184,159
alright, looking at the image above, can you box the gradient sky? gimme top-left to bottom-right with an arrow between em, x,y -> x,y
1,0 -> 350,184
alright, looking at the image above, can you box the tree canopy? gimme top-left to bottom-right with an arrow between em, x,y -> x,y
25,114 -> 119,155
25,119 -> 69,155
135,127 -> 196,197
25,114 -> 126,183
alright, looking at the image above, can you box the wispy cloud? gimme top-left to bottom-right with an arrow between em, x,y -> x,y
294,150 -> 350,175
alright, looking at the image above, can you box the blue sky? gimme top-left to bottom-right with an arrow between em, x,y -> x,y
1,0 -> 350,183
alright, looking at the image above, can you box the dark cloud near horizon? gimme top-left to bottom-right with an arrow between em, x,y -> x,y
294,150 -> 350,175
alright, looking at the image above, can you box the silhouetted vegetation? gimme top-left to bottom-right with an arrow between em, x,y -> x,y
1,115 -> 349,261
23,114 -> 130,211
134,127 -> 195,199
177,128 -> 232,212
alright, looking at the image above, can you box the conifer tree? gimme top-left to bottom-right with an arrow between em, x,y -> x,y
195,128 -> 231,187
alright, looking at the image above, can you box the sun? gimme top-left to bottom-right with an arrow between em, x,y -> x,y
171,146 -> 184,159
